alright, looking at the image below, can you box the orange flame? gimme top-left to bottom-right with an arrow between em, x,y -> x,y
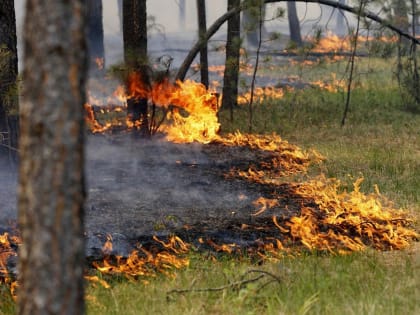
94,57 -> 104,70
93,236 -> 190,280
308,32 -> 398,54
245,175 -> 419,253
0,233 -> 19,298
85,75 -> 221,143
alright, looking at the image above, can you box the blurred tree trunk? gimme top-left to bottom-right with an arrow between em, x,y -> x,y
0,0 -> 19,159
336,0 -> 346,36
123,0 -> 150,136
287,2 -> 302,46
118,0 -> 123,33
18,1 -> 87,314
221,0 -> 241,122
242,0 -> 266,48
87,0 -> 105,76
392,0 -> 410,52
179,0 -> 186,30
197,0 -> 209,88
392,0 -> 409,32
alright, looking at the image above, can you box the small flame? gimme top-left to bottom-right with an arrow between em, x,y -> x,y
252,197 -> 279,216
238,86 -> 286,105
307,32 -> 398,54
0,232 -> 19,298
94,57 -> 104,70
93,235 -> 190,279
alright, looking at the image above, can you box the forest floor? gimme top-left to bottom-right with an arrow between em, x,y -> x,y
1,52 -> 419,314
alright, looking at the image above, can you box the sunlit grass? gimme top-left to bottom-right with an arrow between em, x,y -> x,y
84,249 -> 420,315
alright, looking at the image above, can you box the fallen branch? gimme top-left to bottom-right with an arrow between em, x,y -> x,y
167,268 -> 282,296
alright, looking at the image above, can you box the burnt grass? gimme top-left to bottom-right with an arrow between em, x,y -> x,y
84,132 -> 317,259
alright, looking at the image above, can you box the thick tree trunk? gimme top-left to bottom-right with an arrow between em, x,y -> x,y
0,0 -> 19,157
221,0 -> 241,121
287,2 -> 303,46
197,0 -> 209,88
87,0 -> 105,76
123,0 -> 150,136
18,1 -> 87,314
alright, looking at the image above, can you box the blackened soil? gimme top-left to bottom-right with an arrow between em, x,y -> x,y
84,133 -> 316,255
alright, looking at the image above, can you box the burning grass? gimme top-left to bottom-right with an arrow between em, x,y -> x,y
2,47 -> 420,312
91,236 -> 190,282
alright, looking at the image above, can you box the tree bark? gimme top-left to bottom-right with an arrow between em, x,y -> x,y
18,1 -> 87,314
123,0 -> 150,136
0,0 -> 19,157
221,0 -> 241,121
287,1 -> 303,46
197,0 -> 209,88
87,0 -> 105,76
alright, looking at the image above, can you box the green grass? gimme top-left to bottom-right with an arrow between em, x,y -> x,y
2,57 -> 420,314
84,249 -> 419,315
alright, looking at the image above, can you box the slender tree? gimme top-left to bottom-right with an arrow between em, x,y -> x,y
179,0 -> 186,30
242,0 -> 266,47
118,0 -> 123,33
18,1 -> 88,314
87,0 -> 105,76
392,0 -> 410,32
0,0 -> 18,157
197,0 -> 209,88
123,0 -> 150,136
221,0 -> 241,121
336,0 -> 346,36
287,1 -> 303,46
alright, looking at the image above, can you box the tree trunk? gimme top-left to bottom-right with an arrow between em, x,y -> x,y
118,0 -> 123,33
0,0 -> 19,158
336,0 -> 346,36
197,0 -> 209,88
87,0 -> 105,76
392,0 -> 409,32
18,1 -> 87,314
123,0 -> 150,136
179,0 -> 186,30
287,1 -> 303,46
221,0 -> 241,122
392,0 -> 410,52
242,0 -> 266,48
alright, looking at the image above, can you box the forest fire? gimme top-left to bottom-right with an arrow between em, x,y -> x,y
308,33 -> 398,54
85,76 -> 220,143
2,73 -> 418,297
